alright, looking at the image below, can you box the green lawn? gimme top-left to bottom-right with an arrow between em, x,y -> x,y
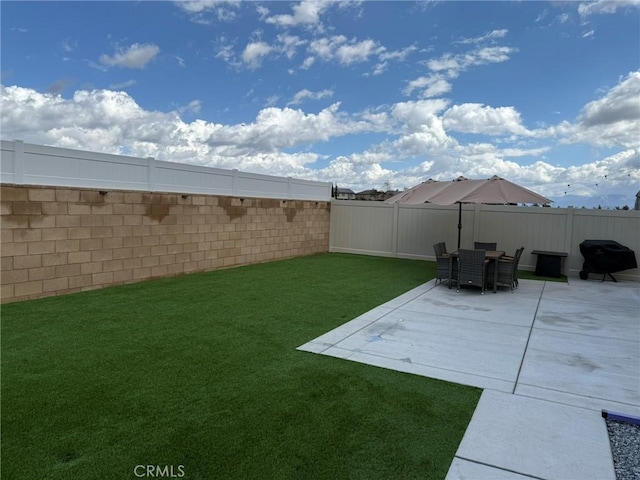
2,253 -> 481,480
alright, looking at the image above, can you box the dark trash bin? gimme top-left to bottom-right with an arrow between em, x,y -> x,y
579,240 -> 637,282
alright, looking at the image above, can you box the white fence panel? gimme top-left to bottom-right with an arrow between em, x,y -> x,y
396,204 -> 462,258
329,201 -> 396,256
0,140 -> 332,201
329,200 -> 640,281
153,160 -> 235,195
475,206 -> 570,270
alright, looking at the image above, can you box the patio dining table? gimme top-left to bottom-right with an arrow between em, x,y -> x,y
448,250 -> 505,293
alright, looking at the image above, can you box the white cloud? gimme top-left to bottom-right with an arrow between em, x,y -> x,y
379,45 -> 418,62
175,0 -> 239,13
578,0 -> 640,16
241,41 -> 273,69
391,99 -> 455,154
405,43 -> 517,98
301,56 -> 315,69
177,100 -> 202,115
287,88 -> 333,106
276,34 -> 306,59
205,102 -> 381,153
579,72 -> 640,126
99,43 -> 160,69
218,35 -> 306,70
307,35 -> 347,62
403,74 -> 452,98
335,39 -> 383,65
567,71 -> 640,148
442,103 -> 531,136
427,46 -> 516,77
264,0 -> 328,28
214,37 -> 234,61
372,45 -> 418,75
392,99 -> 450,130
305,35 -> 411,71
455,29 -> 508,44
174,0 -> 240,23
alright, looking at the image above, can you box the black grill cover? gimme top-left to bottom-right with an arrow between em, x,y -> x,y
579,240 -> 637,274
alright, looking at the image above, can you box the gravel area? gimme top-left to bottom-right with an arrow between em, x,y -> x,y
606,419 -> 640,480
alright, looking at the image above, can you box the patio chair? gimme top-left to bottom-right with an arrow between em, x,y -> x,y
496,247 -> 525,292
456,249 -> 489,294
474,241 -> 497,251
434,242 -> 458,286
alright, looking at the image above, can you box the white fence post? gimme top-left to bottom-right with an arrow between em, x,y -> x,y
146,157 -> 156,191
563,207 -> 574,254
392,203 -> 399,257
14,139 -> 24,185
232,169 -> 238,196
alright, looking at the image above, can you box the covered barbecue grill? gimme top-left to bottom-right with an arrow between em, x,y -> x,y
579,240 -> 638,282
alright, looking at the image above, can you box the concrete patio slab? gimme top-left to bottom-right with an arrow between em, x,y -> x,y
318,308 -> 530,391
535,297 -> 639,341
540,279 -> 640,308
452,390 -> 615,480
401,283 -> 542,328
516,327 -> 640,412
297,276 -> 640,480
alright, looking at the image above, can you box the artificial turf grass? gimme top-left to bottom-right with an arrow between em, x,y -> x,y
2,253 -> 481,480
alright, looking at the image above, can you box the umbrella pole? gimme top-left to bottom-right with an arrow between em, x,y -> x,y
457,202 -> 462,250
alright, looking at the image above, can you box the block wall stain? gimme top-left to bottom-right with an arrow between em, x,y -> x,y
218,196 -> 247,221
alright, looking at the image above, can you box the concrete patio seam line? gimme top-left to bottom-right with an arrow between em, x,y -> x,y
514,385 -> 640,411
339,350 -> 516,385
396,306 -> 536,329
512,281 -> 546,394
530,325 -> 640,344
453,456 -> 547,480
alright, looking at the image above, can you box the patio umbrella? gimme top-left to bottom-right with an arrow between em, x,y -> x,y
385,178 -> 452,204
428,175 -> 552,248
388,175 -> 551,249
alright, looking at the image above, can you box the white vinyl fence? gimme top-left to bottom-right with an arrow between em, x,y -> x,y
330,200 -> 640,282
0,140 -> 332,201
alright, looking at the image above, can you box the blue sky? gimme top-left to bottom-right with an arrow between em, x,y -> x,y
2,1 -> 639,207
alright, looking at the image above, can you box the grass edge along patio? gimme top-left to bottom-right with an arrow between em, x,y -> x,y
2,253 -> 486,480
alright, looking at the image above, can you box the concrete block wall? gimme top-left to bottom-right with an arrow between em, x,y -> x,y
0,184 -> 330,303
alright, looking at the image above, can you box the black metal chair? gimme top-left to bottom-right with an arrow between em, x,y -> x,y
434,242 -> 457,286
474,241 -> 497,251
496,247 -> 524,292
456,249 -> 489,294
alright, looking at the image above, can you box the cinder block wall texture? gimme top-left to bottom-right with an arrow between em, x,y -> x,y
0,184 -> 330,303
